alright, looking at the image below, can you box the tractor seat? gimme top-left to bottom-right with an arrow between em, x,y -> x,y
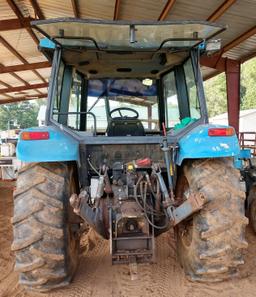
106,118 -> 145,136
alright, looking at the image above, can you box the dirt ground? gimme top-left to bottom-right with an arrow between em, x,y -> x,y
1,183 -> 256,297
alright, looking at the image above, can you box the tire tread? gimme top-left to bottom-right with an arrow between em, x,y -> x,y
12,162 -> 79,291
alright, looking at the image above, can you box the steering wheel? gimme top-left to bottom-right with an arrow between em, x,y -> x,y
109,107 -> 139,119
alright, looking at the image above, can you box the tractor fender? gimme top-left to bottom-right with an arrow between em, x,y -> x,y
17,125 -> 79,162
176,124 -> 240,165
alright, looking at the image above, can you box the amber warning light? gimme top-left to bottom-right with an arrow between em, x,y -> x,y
21,131 -> 49,140
208,127 -> 235,137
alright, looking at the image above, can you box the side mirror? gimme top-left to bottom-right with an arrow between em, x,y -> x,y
205,39 -> 222,54
198,39 -> 222,55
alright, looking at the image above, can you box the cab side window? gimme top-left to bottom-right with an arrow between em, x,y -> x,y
162,71 -> 180,128
67,73 -> 82,130
52,61 -> 65,122
52,64 -> 83,131
183,59 -> 200,120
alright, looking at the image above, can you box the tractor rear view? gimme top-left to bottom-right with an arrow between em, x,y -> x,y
12,19 -> 248,291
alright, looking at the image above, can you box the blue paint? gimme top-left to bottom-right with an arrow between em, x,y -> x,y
234,149 -> 252,169
239,148 -> 251,159
198,41 -> 206,50
234,157 -> 242,169
17,126 -> 79,162
176,124 -> 240,165
39,38 -> 56,49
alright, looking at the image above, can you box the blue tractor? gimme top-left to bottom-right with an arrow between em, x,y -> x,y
12,19 -> 248,291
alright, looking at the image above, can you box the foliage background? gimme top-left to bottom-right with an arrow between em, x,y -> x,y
204,57 -> 256,117
0,99 -> 46,131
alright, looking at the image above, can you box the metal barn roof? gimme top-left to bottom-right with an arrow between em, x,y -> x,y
0,0 -> 255,104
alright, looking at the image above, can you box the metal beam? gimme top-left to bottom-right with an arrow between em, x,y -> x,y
11,73 -> 30,86
3,94 -> 13,99
26,27 -> 39,44
202,4 -> 255,81
223,26 -> 256,53
35,89 -> 43,95
0,36 -> 27,64
201,25 -> 256,73
0,18 -> 34,31
201,54 -> 251,80
6,0 -> 25,21
0,83 -> 48,95
113,0 -> 121,20
29,0 -> 45,19
158,0 -> 176,21
200,55 -> 226,72
0,62 -> 51,74
0,62 -> 29,86
7,0 -> 39,45
202,49 -> 256,72
71,0 -> 80,18
203,70 -> 221,81
0,36 -> 47,83
207,0 -> 236,22
0,80 -> 11,88
226,59 -> 240,133
32,69 -> 47,83
0,93 -> 47,104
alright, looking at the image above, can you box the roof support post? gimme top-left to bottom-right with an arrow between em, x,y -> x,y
225,58 -> 240,134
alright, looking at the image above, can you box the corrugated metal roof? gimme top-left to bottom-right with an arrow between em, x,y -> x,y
0,1 -> 17,19
166,0 -> 224,20
79,0 -> 116,20
224,34 -> 256,60
0,0 -> 255,104
218,2 -> 256,47
118,0 -> 167,20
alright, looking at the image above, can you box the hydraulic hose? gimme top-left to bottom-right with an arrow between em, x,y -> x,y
133,174 -> 169,229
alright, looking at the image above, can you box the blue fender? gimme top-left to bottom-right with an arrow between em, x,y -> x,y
176,124 -> 240,165
17,126 -> 79,162
17,124 -> 239,165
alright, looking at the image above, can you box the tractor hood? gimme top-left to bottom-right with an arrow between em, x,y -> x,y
31,18 -> 225,51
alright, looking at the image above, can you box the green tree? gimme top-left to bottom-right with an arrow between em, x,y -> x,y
204,57 -> 256,118
0,100 -> 44,131
204,73 -> 227,117
240,57 -> 256,110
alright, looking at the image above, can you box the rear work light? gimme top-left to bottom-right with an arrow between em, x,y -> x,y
208,127 -> 235,137
21,131 -> 49,140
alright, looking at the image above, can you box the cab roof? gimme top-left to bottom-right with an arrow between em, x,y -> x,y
32,18 -> 225,52
31,19 -> 226,79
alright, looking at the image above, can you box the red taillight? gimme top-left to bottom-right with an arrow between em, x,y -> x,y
208,127 -> 235,137
21,131 -> 49,140
135,158 -> 152,167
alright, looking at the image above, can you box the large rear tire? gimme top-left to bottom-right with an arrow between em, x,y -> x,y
12,162 -> 80,291
248,185 -> 256,233
175,158 -> 248,282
